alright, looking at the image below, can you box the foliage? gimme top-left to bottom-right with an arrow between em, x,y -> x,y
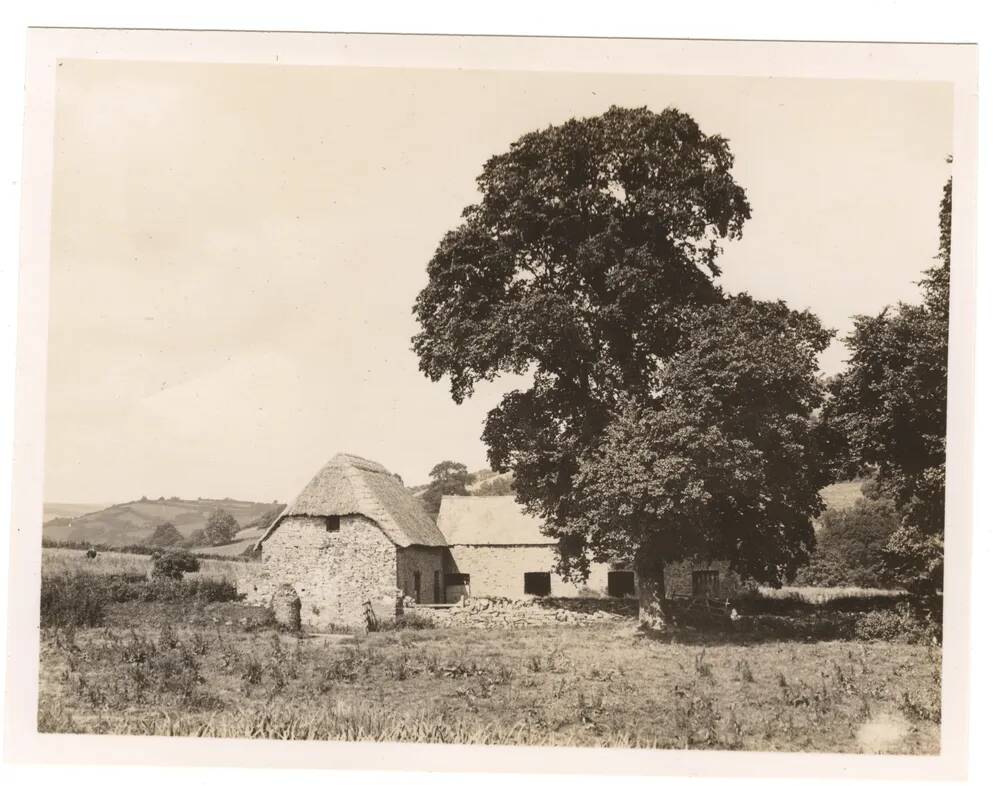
144,521 -> 185,548
422,460 -> 473,516
473,474 -> 515,496
40,574 -> 106,628
413,105 -> 756,577
151,549 -> 201,580
375,613 -> 437,631
205,508 -> 240,546
571,296 -> 833,585
41,571 -> 241,616
796,496 -> 901,588
824,177 -> 950,593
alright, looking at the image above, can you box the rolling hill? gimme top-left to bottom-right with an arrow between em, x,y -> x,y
43,502 -> 112,523
42,497 -> 283,548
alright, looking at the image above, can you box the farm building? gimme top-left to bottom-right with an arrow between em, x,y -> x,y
436,495 -> 623,602
248,453 -> 741,628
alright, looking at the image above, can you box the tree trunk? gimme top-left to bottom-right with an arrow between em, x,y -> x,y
636,549 -> 667,631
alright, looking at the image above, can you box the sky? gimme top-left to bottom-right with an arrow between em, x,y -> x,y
44,61 -> 953,504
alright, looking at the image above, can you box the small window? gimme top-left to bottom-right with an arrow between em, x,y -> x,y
325,516 -> 341,532
607,570 -> 636,598
524,572 -> 551,597
692,569 -> 720,598
445,573 -> 470,586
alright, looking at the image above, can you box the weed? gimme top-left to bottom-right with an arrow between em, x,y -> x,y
694,650 -> 714,681
241,654 -> 264,686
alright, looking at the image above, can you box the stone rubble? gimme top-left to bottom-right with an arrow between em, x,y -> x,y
408,596 -> 636,629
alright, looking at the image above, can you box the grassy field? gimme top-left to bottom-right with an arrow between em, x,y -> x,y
37,555 -> 941,753
41,547 -> 253,584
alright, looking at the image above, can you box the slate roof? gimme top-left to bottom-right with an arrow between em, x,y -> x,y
436,495 -> 554,546
256,454 -> 448,549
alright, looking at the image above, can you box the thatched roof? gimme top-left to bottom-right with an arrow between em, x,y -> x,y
437,495 -> 554,546
256,454 -> 448,549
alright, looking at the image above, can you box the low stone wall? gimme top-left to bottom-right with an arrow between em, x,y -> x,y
408,596 -> 637,629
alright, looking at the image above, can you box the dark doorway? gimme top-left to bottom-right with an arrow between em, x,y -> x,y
692,569 -> 720,598
607,570 -> 636,597
413,570 -> 421,603
524,572 -> 552,596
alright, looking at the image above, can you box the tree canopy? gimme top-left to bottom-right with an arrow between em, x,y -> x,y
413,107 -> 750,523
572,296 -> 833,588
824,177 -> 950,593
413,106 -> 842,625
796,491 -> 901,589
204,508 -> 240,546
143,521 -> 185,548
422,461 -> 473,516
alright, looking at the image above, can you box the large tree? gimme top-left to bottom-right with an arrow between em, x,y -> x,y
824,178 -> 951,594
413,106 -> 759,618
573,296 -> 833,624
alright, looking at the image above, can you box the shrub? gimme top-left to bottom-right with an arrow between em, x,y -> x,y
144,522 -> 185,548
205,508 -> 240,546
854,604 -> 941,644
151,550 -> 200,580
40,574 -> 105,628
41,570 -> 240,615
376,613 -> 436,631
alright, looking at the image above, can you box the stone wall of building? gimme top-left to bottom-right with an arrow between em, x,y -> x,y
396,546 -> 446,604
444,544 -> 616,601
664,559 -> 743,599
249,514 -> 399,629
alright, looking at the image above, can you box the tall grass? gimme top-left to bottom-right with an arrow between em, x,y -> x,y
39,572 -> 241,628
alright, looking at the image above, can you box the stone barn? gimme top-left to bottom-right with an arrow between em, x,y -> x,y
437,495 -> 742,603
247,452 -> 744,628
251,454 -> 449,629
436,495 -> 623,601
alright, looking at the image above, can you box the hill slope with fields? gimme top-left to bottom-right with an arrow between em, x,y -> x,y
42,497 -> 283,548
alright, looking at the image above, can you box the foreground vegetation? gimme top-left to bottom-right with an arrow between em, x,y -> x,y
38,563 -> 941,753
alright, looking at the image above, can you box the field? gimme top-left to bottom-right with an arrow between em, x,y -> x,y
41,547 -> 254,584
37,552 -> 941,754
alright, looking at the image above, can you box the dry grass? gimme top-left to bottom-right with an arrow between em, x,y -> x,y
38,611 -> 940,753
42,547 -> 253,584
756,586 -> 905,603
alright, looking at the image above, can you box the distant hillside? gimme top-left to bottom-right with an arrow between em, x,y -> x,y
43,502 -> 111,523
42,497 -> 283,548
819,480 -> 865,512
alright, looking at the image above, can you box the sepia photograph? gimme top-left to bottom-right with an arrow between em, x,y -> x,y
4,27 -> 978,779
